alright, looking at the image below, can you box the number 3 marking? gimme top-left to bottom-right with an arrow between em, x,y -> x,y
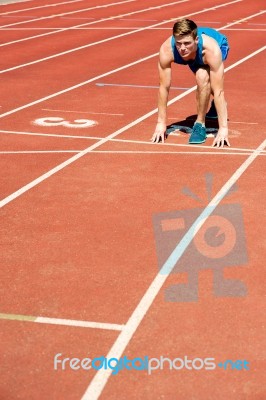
33,117 -> 97,128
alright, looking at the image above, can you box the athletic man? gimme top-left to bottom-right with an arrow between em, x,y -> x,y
151,19 -> 230,147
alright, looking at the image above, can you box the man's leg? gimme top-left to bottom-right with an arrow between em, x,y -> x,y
189,67 -> 210,144
195,66 -> 211,124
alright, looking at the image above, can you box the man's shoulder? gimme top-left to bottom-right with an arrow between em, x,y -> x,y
199,27 -> 226,47
202,34 -> 221,54
159,36 -> 174,66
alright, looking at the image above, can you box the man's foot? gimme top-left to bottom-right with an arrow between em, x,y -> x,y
206,99 -> 218,119
189,122 -> 206,144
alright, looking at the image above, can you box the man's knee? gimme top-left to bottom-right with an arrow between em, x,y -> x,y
195,67 -> 210,87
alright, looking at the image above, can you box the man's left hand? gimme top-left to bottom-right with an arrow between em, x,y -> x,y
212,127 -> 230,148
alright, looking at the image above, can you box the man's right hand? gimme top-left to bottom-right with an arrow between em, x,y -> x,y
151,122 -> 167,143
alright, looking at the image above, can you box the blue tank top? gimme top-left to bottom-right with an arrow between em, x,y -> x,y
171,27 -> 228,70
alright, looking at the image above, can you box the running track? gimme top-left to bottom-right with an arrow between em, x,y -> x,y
0,0 -> 265,399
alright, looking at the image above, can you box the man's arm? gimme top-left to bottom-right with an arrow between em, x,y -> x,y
204,37 -> 230,147
151,43 -> 172,143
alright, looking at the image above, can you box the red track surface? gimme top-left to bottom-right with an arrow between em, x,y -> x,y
0,0 -> 265,399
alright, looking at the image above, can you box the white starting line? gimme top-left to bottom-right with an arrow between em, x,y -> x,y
1,129 -> 266,154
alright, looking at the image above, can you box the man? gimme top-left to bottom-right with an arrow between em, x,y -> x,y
151,19 -> 230,147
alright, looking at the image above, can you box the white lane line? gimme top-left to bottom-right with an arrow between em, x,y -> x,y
41,108 -> 124,116
1,15 -> 35,18
168,117 -> 259,125
0,312 -> 124,331
81,138 -> 266,399
0,28 -> 62,30
195,21 -> 221,23
118,18 -> 158,21
0,0 -> 32,5
95,83 -> 190,89
0,0 -> 136,28
60,17 -> 95,20
2,129 -> 266,154
90,150 -> 266,156
36,317 -> 124,331
0,150 -> 80,154
224,28 -> 266,31
229,121 -> 258,124
2,150 -> 265,156
0,0 -> 89,15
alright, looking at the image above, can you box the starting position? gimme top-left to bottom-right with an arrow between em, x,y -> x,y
151,19 -> 230,147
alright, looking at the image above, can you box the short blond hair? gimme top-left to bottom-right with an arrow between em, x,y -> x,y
173,19 -> 197,39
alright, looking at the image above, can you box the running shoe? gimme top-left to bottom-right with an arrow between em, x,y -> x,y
189,122 -> 206,144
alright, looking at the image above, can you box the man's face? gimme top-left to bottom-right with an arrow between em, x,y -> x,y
174,34 -> 198,60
